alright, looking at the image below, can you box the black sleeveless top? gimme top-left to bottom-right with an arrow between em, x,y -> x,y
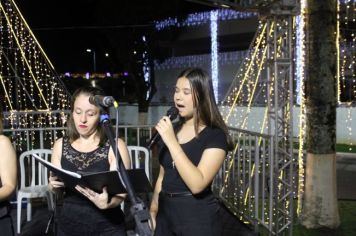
58,137 -> 125,235
61,136 -> 110,173
61,136 -> 111,201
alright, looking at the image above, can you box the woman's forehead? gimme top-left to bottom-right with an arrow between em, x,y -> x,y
74,94 -> 98,110
176,77 -> 191,88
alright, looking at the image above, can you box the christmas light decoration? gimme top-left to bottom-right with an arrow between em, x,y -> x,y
210,10 -> 219,102
0,0 -> 70,150
154,9 -> 256,31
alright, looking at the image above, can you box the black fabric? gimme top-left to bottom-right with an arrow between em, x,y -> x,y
161,189 -> 212,198
154,192 -> 222,236
61,136 -> 111,202
218,201 -> 259,236
155,127 -> 228,236
0,215 -> 14,236
159,127 -> 228,192
58,201 -> 125,236
0,180 -> 14,236
0,200 -> 10,218
0,201 -> 14,236
57,137 -> 126,236
62,137 -> 111,173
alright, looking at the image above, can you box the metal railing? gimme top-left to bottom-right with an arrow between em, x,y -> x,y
6,125 -> 282,235
213,127 -> 275,234
4,124 -> 156,183
4,125 -> 154,151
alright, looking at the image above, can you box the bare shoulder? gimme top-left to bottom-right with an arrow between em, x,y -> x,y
53,137 -> 63,148
51,137 -> 64,165
0,135 -> 16,161
52,137 -> 64,155
0,134 -> 12,146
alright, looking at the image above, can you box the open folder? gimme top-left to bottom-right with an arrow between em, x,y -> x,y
33,154 -> 152,195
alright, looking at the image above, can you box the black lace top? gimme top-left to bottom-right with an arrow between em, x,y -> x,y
61,136 -> 111,201
61,136 -> 110,173
58,137 -> 125,234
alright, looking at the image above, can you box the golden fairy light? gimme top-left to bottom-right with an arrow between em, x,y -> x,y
219,0 -> 354,227
0,0 -> 70,150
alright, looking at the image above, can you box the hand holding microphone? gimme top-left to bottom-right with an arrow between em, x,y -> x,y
147,107 -> 179,149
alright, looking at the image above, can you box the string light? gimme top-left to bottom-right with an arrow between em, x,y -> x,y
218,0 -> 354,224
295,13 -> 305,105
154,9 -> 256,31
0,0 -> 353,228
295,0 -> 307,216
0,0 -> 70,150
338,0 -> 355,151
154,51 -> 247,70
210,10 -> 219,102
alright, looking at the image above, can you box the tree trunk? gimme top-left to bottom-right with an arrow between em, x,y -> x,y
302,154 -> 339,228
301,0 -> 340,228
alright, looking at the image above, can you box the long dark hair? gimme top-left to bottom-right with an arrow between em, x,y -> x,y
66,86 -> 108,144
176,68 -> 233,149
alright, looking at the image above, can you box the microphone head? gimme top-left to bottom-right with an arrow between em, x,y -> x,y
89,95 -> 114,107
166,106 -> 179,120
102,96 -> 115,106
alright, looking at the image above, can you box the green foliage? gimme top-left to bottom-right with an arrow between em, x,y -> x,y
336,144 -> 356,153
293,142 -> 356,154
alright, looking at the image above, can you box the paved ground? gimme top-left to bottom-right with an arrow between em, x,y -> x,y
10,153 -> 356,235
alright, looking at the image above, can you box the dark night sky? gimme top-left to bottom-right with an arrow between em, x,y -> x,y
15,0 -> 215,73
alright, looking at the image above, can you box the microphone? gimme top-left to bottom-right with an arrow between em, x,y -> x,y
89,95 -> 115,107
147,106 -> 179,149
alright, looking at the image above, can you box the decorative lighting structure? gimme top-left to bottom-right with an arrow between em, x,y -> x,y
0,0 -> 70,150
153,0 -> 355,234
154,0 -> 354,235
338,0 -> 355,151
210,10 -> 219,102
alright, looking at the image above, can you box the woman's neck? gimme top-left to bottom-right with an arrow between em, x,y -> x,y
78,132 -> 99,144
72,132 -> 100,152
183,117 -> 205,128
183,116 -> 195,126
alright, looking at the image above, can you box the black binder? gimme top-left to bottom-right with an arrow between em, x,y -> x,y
33,154 -> 152,195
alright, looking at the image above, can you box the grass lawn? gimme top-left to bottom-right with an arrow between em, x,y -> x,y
336,144 -> 356,153
292,200 -> 356,236
257,200 -> 356,236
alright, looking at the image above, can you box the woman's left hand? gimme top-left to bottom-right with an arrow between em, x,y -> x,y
75,185 -> 109,209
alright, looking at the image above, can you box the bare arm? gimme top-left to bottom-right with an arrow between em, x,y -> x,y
105,137 -> 131,209
0,135 -> 17,202
149,165 -> 164,229
48,138 -> 65,191
168,144 -> 225,194
156,117 -> 226,194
